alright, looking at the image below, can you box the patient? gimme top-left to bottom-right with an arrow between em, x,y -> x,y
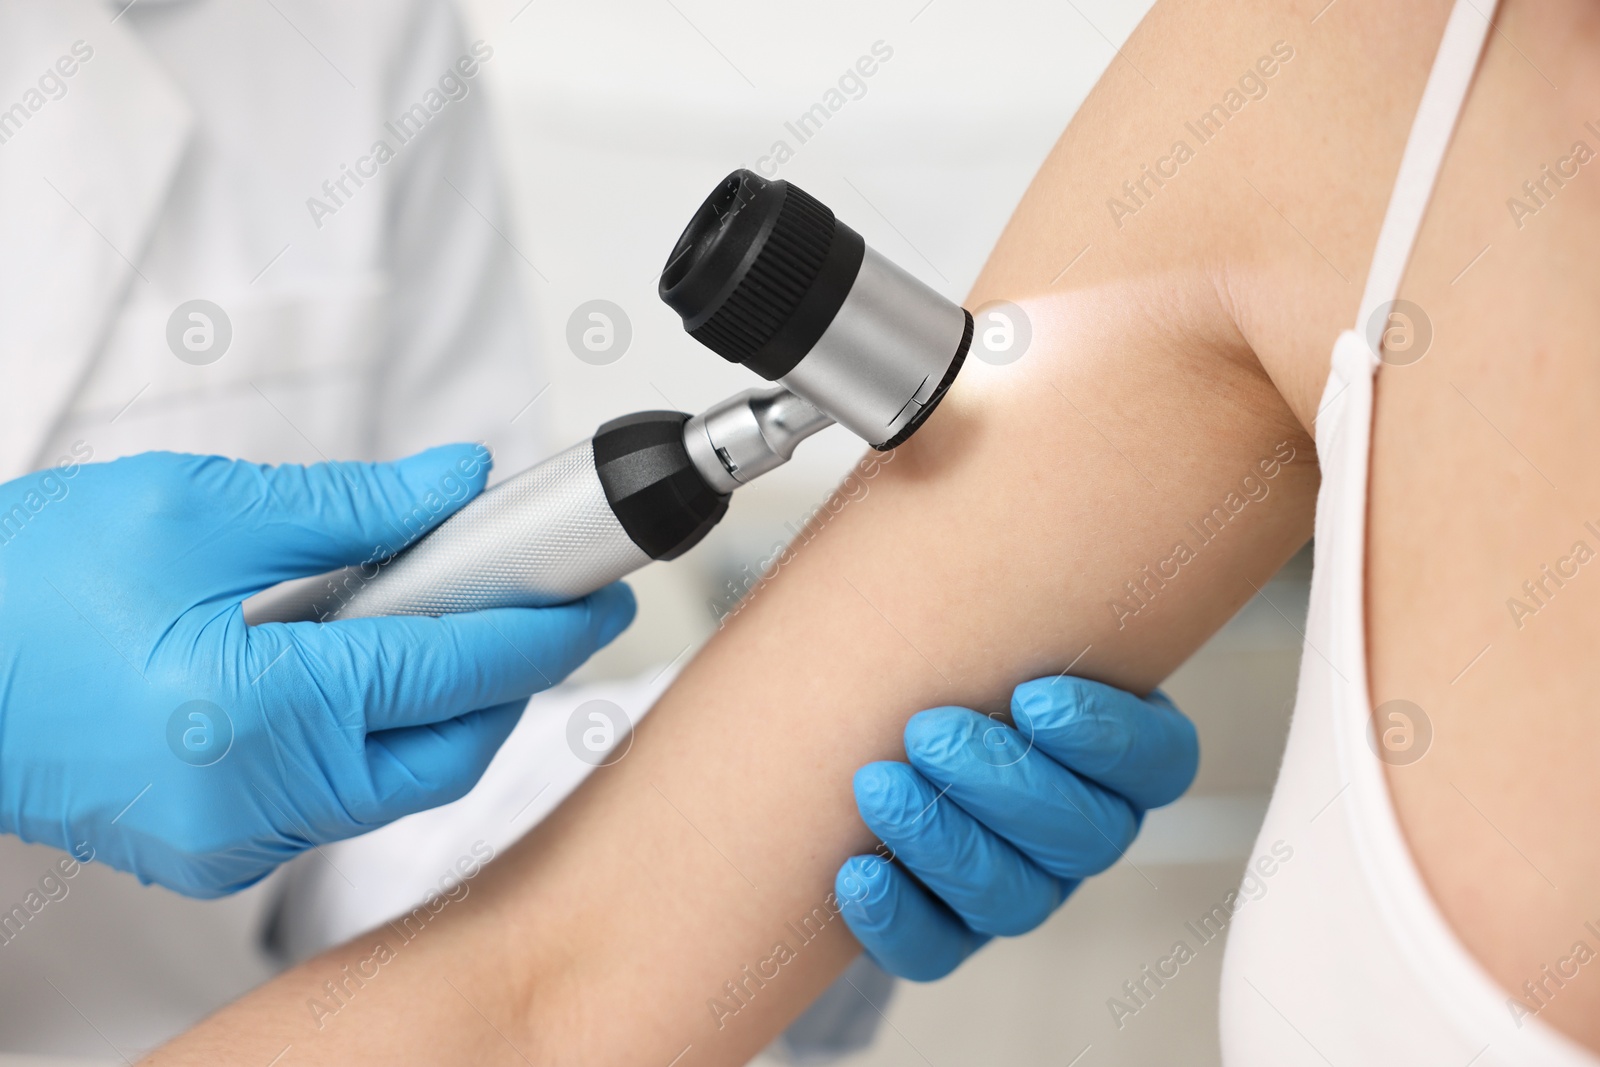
150,0 -> 1600,1062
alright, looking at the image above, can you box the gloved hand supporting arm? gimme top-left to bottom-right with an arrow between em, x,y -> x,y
839,676 -> 1199,980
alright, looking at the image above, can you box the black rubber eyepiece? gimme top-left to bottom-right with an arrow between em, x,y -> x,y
659,169 -> 865,382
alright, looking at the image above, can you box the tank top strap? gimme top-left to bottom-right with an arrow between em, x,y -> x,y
1352,0 -> 1499,364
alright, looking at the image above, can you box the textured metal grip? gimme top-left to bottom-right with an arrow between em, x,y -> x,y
243,441 -> 651,623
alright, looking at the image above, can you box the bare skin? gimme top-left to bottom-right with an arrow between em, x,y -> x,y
146,0 -> 1600,1060
1365,0 -> 1600,1048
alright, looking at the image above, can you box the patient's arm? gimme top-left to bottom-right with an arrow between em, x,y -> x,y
151,308 -> 1309,1067
152,235 -> 1311,1066
150,0 -> 1462,1062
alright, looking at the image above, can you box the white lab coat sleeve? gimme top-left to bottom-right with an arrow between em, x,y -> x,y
367,3 -> 548,474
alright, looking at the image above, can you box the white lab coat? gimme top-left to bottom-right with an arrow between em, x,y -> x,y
0,0 -> 888,1059
0,0 -> 546,481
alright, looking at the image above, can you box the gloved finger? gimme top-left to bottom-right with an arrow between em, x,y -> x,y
363,700 -> 525,820
836,854 -> 990,982
232,444 -> 492,583
903,707 -> 1141,881
128,837 -> 297,902
1011,676 -> 1199,809
263,583 -> 636,732
853,761 -> 1065,937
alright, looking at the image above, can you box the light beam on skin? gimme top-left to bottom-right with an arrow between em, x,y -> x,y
944,282 -> 1201,409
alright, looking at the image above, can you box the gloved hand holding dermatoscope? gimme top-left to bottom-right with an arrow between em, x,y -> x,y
245,170 -> 974,624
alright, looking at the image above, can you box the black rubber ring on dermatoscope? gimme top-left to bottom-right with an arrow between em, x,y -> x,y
659,169 -> 865,382
592,411 -> 730,560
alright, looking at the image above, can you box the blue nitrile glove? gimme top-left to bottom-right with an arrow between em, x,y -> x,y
836,676 -> 1197,980
0,445 -> 634,898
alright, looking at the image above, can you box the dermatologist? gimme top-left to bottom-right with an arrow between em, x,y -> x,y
0,0 -> 1197,1060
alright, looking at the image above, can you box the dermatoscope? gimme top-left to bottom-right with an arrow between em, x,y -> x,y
245,169 -> 973,624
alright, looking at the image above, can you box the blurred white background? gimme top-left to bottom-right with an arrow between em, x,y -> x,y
0,2 -> 1311,1064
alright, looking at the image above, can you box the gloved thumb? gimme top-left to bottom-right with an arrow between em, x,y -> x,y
240,443 -> 492,581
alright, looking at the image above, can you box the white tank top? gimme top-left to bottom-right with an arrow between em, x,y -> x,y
1217,2 -> 1600,1063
